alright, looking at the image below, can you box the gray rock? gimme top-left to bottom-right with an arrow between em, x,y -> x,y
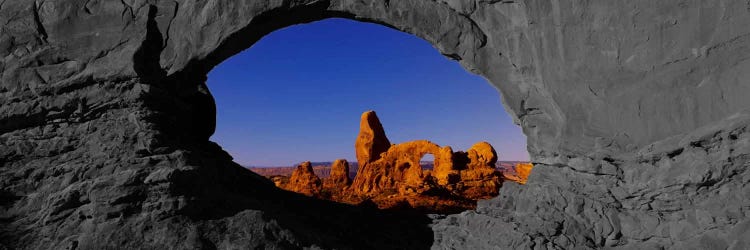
1,0 -> 748,249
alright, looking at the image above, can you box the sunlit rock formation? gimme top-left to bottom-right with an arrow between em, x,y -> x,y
284,161 -> 322,196
450,142 -> 502,200
320,159 -> 353,200
322,159 -> 352,191
352,138 -> 453,195
350,112 -> 502,203
501,162 -> 534,185
271,111 -> 504,213
354,111 -> 391,166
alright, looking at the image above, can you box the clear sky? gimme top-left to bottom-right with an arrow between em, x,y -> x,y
206,18 -> 529,167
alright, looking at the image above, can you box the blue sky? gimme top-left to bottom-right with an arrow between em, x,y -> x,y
207,18 -> 529,167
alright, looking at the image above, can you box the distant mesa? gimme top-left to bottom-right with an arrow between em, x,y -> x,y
251,110 -> 533,213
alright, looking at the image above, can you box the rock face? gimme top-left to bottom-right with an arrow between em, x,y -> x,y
501,162 -> 534,185
451,142 -> 502,200
352,139 -> 450,194
466,142 -> 497,170
354,111 -> 391,166
322,159 -> 352,191
350,138 -> 496,213
1,0 -> 749,249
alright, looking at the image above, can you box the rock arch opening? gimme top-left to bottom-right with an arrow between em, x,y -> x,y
2,1 -> 748,249
206,18 -> 529,214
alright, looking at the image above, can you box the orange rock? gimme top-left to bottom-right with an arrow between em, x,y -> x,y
269,175 -> 290,188
466,142 -> 498,170
501,162 -> 533,184
515,162 -> 533,184
352,139 -> 454,195
349,111 -> 503,207
433,146 -> 459,186
443,142 -> 500,200
322,159 -> 351,190
269,111 -> 510,214
456,169 -> 500,200
354,111 -> 391,167
285,161 -> 322,196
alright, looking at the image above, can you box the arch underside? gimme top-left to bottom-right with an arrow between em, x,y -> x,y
0,0 -> 749,249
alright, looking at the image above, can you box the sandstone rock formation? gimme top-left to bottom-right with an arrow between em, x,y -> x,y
272,111 -> 502,213
352,139 -> 452,194
466,142 -> 497,170
355,111 -> 391,166
322,159 -> 352,191
1,0 -> 749,249
502,162 -> 534,185
284,161 -> 322,196
451,142 -> 502,200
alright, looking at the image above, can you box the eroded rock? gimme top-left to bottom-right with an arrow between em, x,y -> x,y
284,161 -> 322,196
451,142 -> 501,200
322,159 -> 351,191
272,111 -> 504,213
501,162 -> 533,185
466,142 -> 497,170
355,111 -> 391,166
1,0 -> 749,249
352,139 -> 452,195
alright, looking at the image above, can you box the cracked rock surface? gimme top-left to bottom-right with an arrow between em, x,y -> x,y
1,0 -> 749,249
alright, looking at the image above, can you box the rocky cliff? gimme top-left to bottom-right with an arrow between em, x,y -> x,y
1,0 -> 748,249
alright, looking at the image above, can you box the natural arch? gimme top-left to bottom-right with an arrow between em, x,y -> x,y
135,1 -> 494,145
1,1 -> 749,249
205,16 -> 529,167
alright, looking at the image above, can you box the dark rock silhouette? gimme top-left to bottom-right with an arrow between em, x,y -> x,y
1,1 -> 749,249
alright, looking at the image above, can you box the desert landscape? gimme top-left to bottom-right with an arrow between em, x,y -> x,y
249,160 -> 527,181
250,111 -> 533,213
